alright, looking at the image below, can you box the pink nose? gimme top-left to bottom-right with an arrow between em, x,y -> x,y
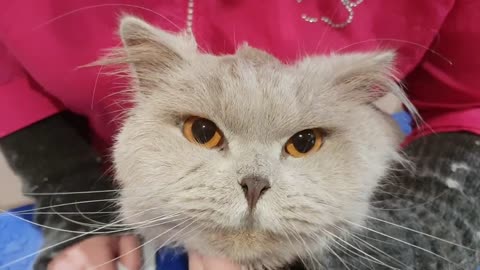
240,176 -> 271,210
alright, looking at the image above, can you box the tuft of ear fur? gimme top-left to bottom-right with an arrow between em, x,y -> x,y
305,51 -> 418,119
235,43 -> 280,66
119,16 -> 195,55
120,16 -> 196,83
92,16 -> 196,90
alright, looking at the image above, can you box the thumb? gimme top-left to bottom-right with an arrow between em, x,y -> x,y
188,252 -> 204,270
189,252 -> 241,270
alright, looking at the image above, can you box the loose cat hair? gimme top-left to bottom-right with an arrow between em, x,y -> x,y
106,16 -> 417,269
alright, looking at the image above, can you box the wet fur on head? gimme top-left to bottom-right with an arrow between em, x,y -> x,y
108,16 -> 413,269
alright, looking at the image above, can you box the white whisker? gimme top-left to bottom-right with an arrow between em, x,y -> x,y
90,217 -> 197,270
280,226 -> 309,270
322,229 -> 398,270
334,225 -> 411,270
324,244 -> 353,270
0,208 -> 152,269
342,219 -> 462,267
33,4 -> 182,32
363,215 -> 476,252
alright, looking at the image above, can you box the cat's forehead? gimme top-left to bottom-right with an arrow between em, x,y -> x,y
174,54 -> 345,139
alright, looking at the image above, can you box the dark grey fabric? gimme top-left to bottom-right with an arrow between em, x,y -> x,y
286,132 -> 480,270
0,112 -> 120,270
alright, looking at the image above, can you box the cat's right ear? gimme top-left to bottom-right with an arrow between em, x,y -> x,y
117,16 -> 196,87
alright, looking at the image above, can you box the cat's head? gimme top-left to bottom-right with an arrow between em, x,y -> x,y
111,16 -> 410,268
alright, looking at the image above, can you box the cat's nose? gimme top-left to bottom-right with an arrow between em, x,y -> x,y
240,176 -> 271,210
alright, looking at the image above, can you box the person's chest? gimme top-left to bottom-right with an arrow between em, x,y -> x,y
0,0 -> 452,143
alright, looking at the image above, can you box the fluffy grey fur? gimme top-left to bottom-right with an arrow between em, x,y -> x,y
107,17 -> 479,269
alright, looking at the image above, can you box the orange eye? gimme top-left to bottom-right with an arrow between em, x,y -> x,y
183,117 -> 223,149
285,129 -> 324,158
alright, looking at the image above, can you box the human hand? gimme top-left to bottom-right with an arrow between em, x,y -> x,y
188,251 -> 241,270
48,235 -> 141,270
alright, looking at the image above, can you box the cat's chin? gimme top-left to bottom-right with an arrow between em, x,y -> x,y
137,213 -> 342,268
141,222 -> 311,268
181,227 -> 326,269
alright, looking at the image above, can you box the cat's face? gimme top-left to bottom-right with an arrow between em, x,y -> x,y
111,17 -> 407,268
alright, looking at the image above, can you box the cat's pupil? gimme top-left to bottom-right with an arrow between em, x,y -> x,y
192,118 -> 217,144
292,129 -> 316,153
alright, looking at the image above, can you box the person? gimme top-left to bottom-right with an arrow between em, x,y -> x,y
0,1 -> 479,269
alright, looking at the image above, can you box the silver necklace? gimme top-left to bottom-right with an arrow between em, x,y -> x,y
298,0 -> 365,28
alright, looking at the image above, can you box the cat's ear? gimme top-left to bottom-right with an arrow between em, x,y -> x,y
117,16 -> 196,86
308,51 -> 416,115
330,51 -> 398,102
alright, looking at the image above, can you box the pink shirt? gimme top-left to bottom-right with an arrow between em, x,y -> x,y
1,0 -> 479,150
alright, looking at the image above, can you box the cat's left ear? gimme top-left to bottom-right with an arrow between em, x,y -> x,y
303,51 -> 416,115
117,16 -> 196,86
328,51 -> 400,103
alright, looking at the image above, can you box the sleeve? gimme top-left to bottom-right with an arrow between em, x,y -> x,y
0,60 -> 125,268
0,42 -> 62,138
0,112 -> 122,270
404,0 -> 480,141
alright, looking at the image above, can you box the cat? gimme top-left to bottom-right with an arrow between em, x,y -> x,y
106,17 -> 479,269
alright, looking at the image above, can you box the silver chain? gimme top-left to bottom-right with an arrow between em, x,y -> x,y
187,0 -> 362,33
186,0 -> 194,34
298,0 -> 365,28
